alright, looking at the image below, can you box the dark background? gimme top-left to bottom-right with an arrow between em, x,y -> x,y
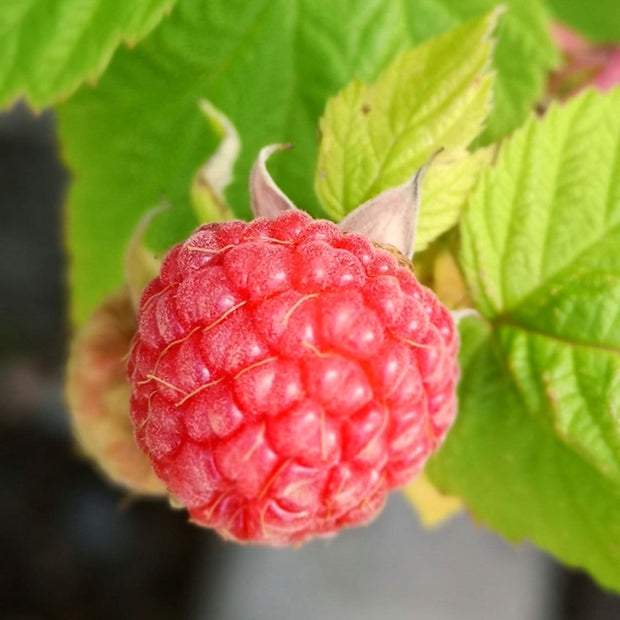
1,104 -> 619,620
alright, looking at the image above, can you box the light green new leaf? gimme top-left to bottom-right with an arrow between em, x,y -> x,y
315,11 -> 496,251
428,89 -> 620,591
58,0 -> 556,324
0,0 -> 177,109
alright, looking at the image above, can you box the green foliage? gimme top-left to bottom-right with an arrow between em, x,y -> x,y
0,0 -> 176,108
428,90 -> 620,591
545,0 -> 620,43
315,11 -> 496,251
56,0 -> 557,324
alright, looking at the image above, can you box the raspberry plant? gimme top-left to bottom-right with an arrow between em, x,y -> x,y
2,0 -> 619,592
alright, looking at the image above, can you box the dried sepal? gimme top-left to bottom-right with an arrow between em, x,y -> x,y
338,167 -> 425,260
191,100 -> 239,223
250,144 -> 297,219
125,206 -> 165,310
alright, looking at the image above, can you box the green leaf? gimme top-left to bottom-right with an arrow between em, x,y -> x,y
58,0 -> 556,324
416,148 -> 493,252
461,89 -> 620,336
430,317 -> 620,591
0,0 -> 177,109
396,0 -> 559,145
428,89 -> 620,591
545,0 -> 620,43
315,10 -> 497,251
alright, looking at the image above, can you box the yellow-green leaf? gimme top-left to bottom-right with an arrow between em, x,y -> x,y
315,10 -> 497,251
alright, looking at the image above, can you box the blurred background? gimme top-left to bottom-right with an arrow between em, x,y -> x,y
1,104 -> 619,620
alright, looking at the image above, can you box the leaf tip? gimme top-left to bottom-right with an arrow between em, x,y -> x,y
487,4 -> 508,33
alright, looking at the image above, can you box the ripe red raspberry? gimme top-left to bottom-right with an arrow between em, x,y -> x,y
128,208 -> 458,545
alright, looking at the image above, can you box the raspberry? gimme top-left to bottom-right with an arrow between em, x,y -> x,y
128,209 -> 458,545
66,287 -> 166,496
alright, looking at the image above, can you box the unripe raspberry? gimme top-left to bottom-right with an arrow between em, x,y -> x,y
66,287 -> 166,495
128,209 -> 458,545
